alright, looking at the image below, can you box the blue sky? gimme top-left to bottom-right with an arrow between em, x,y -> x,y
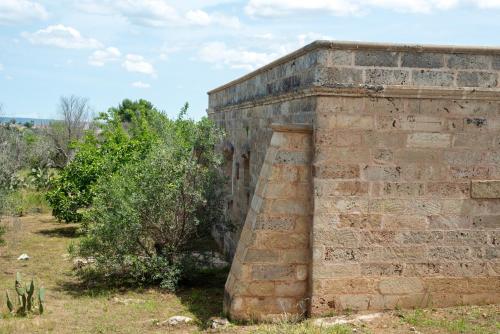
0,0 -> 500,120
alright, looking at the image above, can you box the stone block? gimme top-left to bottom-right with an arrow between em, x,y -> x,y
313,229 -> 359,247
382,215 -> 428,230
275,150 -> 310,165
395,231 -> 444,244
255,215 -> 295,231
449,166 -> 490,180
313,264 -> 361,278
314,278 -> 377,294
493,56 -> 500,70
355,50 -> 399,67
275,281 -> 307,297
314,196 -> 369,214
444,231 -> 489,245
332,114 -> 374,129
360,263 -> 404,276
315,180 -> 369,196
244,249 -> 280,263
238,282 -> 275,296
471,180 -> 500,198
467,277 -> 500,293
472,215 -> 500,228
319,67 -> 362,85
365,246 -> 428,262
281,249 -> 309,264
412,70 -> 455,87
428,246 -> 479,261
379,277 -> 424,295
426,182 -> 470,198
361,231 -> 396,244
256,232 -> 308,249
362,165 -> 401,181
251,265 -> 295,280
446,54 -> 490,69
457,71 -> 498,88
337,214 -> 383,229
407,132 -> 451,148
365,69 -> 409,85
313,164 -> 360,179
372,182 -> 425,197
453,133 -> 494,148
373,148 -> 394,164
324,247 -> 361,262
401,52 -> 444,68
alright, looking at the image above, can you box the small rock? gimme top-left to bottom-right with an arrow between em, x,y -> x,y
410,326 -> 416,332
17,254 -> 30,261
208,317 -> 229,329
164,315 -> 193,326
72,257 -> 95,269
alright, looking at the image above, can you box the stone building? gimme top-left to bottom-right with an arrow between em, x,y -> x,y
207,41 -> 500,320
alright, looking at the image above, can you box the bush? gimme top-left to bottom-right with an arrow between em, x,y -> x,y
75,111 -> 226,290
47,99 -> 167,222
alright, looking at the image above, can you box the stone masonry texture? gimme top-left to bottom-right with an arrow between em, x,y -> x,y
208,41 -> 500,321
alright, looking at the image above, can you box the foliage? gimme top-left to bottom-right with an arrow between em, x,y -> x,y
0,223 -> 5,246
74,105 -> 226,290
46,99 -> 166,223
5,272 -> 45,316
3,189 -> 50,217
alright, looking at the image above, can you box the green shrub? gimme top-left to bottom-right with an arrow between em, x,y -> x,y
47,99 -> 167,223
75,111 -> 226,290
0,224 -> 5,246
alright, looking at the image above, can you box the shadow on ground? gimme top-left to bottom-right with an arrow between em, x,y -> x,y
36,225 -> 80,238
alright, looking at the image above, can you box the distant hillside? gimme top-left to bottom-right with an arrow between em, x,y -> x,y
0,117 -> 55,126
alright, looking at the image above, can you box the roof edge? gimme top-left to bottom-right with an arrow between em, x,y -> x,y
207,40 -> 500,95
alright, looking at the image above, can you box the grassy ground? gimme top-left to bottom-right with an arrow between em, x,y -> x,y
0,214 -> 498,334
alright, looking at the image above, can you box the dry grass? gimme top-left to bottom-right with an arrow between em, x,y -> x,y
0,214 -> 498,334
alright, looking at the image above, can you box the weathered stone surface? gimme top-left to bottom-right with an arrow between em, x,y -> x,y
471,180 -> 500,198
210,41 -> 500,321
412,70 -> 455,86
401,52 -> 444,68
355,50 -> 399,67
407,132 -> 451,148
365,69 -> 409,85
457,71 -> 498,88
379,277 -> 424,294
446,54 -> 490,69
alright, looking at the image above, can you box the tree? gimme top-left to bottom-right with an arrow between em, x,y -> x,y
76,111 -> 226,289
46,99 -> 166,222
48,95 -> 91,166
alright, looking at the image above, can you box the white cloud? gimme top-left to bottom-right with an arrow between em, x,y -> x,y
0,0 -> 48,25
76,0 -> 240,28
199,42 -> 279,71
122,54 -> 156,76
475,0 -> 500,8
22,24 -> 102,49
88,47 -> 122,66
185,10 -> 241,28
131,81 -> 151,88
245,0 -> 500,16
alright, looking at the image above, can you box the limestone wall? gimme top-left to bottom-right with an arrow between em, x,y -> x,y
311,95 -> 500,314
208,41 -> 500,320
223,125 -> 313,321
209,98 -> 315,258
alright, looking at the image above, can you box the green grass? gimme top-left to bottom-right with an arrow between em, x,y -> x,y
402,308 -> 500,334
